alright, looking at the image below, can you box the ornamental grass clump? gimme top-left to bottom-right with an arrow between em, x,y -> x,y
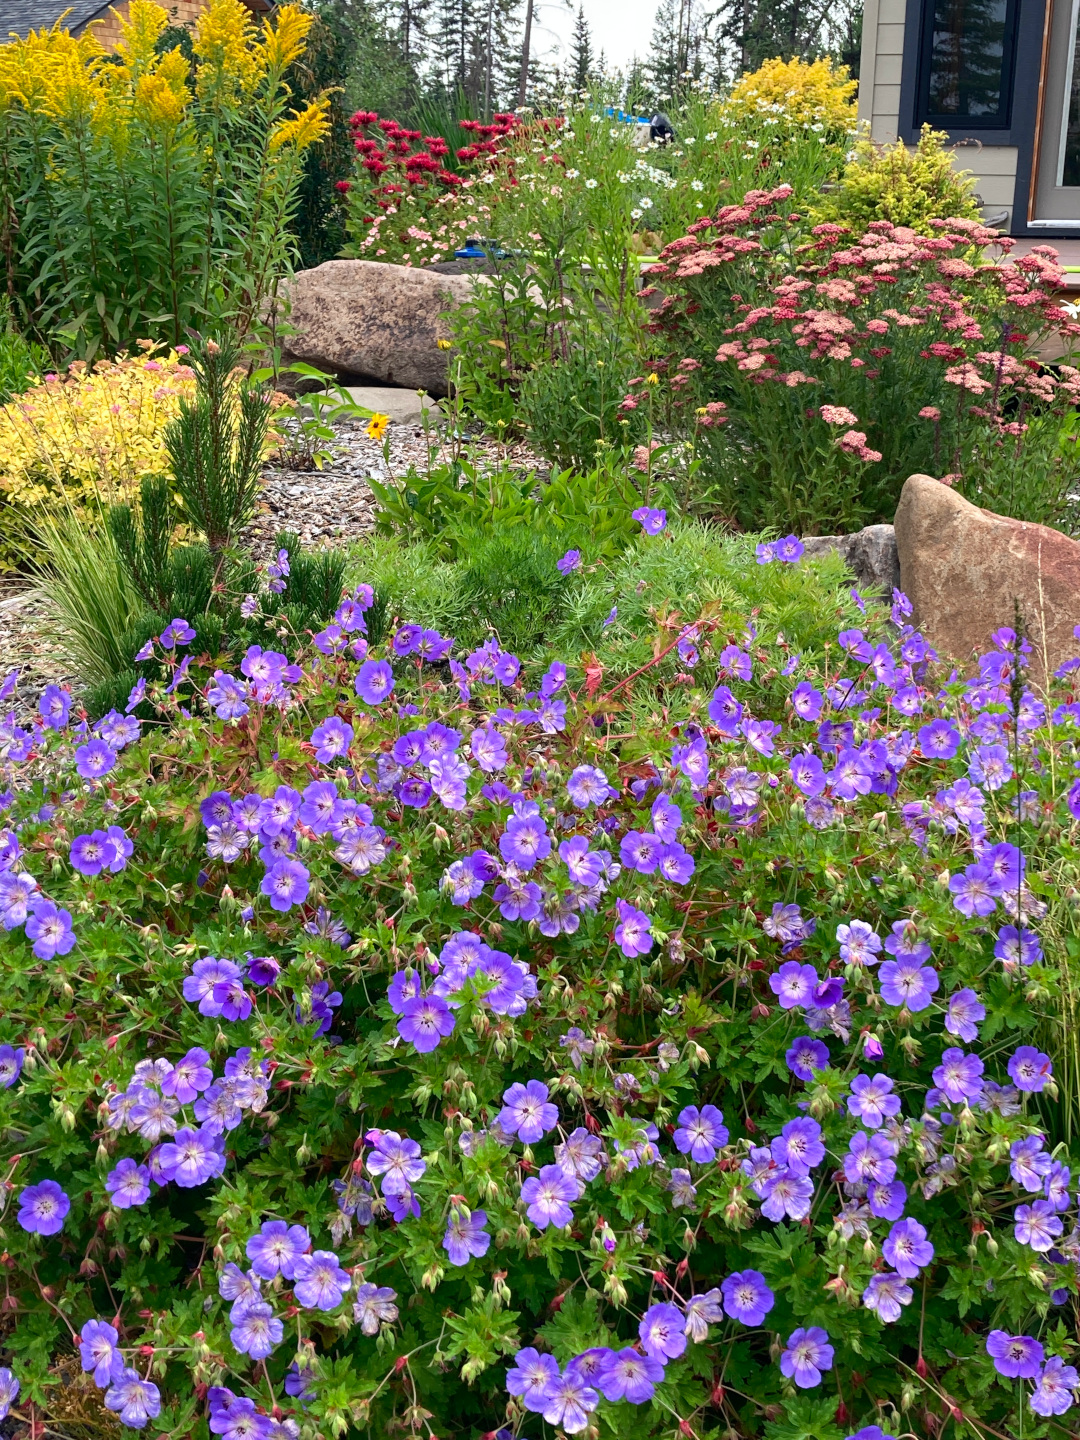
648,187 -> 1080,533
0,520 -> 1079,1438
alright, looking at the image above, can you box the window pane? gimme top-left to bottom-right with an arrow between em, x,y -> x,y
1062,17 -> 1080,185
926,0 -> 1010,118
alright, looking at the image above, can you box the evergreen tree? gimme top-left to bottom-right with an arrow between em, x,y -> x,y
569,4 -> 593,91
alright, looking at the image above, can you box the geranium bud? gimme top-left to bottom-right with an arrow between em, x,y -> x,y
985,1235 -> 999,1256
915,1355 -> 928,1378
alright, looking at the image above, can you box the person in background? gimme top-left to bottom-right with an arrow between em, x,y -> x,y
649,111 -> 675,144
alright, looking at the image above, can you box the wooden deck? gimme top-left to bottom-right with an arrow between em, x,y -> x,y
1003,237 -> 1080,289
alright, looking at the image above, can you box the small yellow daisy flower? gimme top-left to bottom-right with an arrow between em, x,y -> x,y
366,413 -> 391,441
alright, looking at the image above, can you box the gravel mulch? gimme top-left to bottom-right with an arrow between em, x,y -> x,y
247,417 -> 545,557
0,418 -> 547,713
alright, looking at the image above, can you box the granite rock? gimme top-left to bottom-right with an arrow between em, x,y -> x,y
894,473 -> 1080,677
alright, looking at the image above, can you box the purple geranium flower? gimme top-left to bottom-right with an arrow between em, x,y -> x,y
398,994 -> 455,1053
847,1074 -> 901,1129
247,1220 -> 311,1280
599,1349 -> 663,1404
944,988 -> 986,1041
25,899 -> 75,960
760,1170 -> 814,1221
499,812 -> 551,870
862,1271 -> 912,1324
18,1179 -> 69,1234
639,1301 -> 686,1361
39,685 -> 71,730
230,1300 -> 283,1361
786,1036 -> 829,1081
557,548 -> 582,574
366,1131 -> 425,1194
162,1047 -> 213,1104
79,1318 -> 124,1388
499,1080 -> 559,1141
506,1347 -> 560,1411
0,1368 -> 17,1422
157,1125 -> 226,1188
292,1250 -> 351,1310
310,717 -> 353,764
995,925 -> 1042,966
442,1207 -> 490,1265
932,1048 -> 985,1105
541,1368 -> 599,1433
631,506 -> 666,534
673,1104 -> 728,1163
104,1369 -> 161,1429
354,659 -> 394,705
260,858 -> 310,912
0,1045 -> 24,1088
1030,1356 -> 1080,1416
160,617 -> 195,648
985,1329 -> 1044,1379
353,1283 -> 399,1335
1008,1045 -> 1052,1092
780,1327 -> 833,1388
878,956 -> 939,1011
771,1117 -> 824,1175
1014,1199 -> 1064,1252
105,1158 -> 151,1209
520,1164 -> 580,1229
721,1269 -> 774,1326
882,1217 -> 934,1277
770,961 -> 818,1009
613,899 -> 652,957
74,738 -> 116,780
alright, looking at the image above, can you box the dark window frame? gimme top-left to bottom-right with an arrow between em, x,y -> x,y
914,0 -> 1021,128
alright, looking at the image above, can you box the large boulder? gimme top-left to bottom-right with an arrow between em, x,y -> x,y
279,261 -> 478,397
894,474 -> 1080,677
801,524 -> 900,596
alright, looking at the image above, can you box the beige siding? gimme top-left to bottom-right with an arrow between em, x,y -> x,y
857,1 -> 1019,225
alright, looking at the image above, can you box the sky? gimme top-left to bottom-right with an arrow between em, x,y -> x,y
533,0 -> 657,75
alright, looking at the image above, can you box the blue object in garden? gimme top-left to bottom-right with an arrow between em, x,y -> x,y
454,241 -> 487,258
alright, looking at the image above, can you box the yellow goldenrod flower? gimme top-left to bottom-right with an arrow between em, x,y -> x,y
134,67 -> 186,129
366,413 -> 391,441
268,95 -> 330,153
115,0 -> 169,81
194,0 -> 264,99
262,4 -> 314,76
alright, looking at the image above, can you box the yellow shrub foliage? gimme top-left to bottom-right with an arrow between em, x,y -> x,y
0,347 -> 195,570
816,125 -> 981,234
723,56 -> 858,133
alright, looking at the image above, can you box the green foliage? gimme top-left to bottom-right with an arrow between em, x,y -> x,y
817,125 -> 981,235
369,451 -> 644,560
549,521 -> 870,674
165,332 -> 271,557
353,520 -> 870,665
518,339 -> 646,471
29,505 -> 143,687
0,302 -> 46,402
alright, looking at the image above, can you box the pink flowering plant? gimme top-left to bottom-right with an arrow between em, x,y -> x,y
0,550 -> 1079,1440
646,186 -> 1080,534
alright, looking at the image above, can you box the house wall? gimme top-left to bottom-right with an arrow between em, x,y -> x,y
857,0 -> 1021,229
79,0 -> 210,49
